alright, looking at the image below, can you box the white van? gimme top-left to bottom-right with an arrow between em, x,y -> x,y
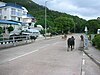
9,30 -> 21,36
22,29 -> 40,39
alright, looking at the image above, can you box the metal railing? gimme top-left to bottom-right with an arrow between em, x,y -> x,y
0,35 -> 35,49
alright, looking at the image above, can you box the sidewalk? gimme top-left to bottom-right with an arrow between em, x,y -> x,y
83,41 -> 100,67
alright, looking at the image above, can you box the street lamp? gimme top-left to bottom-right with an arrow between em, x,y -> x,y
44,1 -> 48,39
44,0 -> 53,39
74,23 -> 75,33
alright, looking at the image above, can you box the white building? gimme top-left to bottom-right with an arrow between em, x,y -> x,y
0,2 -> 34,23
0,2 -> 36,35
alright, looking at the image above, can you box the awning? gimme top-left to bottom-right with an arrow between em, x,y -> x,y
8,20 -> 27,25
0,20 -> 19,25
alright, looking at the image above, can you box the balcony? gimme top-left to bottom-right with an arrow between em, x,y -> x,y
11,11 -> 22,17
17,12 -> 22,17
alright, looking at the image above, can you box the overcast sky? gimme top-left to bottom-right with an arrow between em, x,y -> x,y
32,0 -> 100,20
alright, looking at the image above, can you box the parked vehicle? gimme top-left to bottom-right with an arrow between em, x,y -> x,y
9,29 -> 40,40
9,30 -> 22,40
22,29 -> 40,40
9,30 -> 21,36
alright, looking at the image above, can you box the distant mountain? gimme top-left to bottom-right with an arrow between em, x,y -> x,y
2,0 -> 87,33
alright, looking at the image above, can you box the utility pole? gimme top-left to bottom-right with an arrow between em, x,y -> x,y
44,1 -> 48,39
44,0 -> 53,39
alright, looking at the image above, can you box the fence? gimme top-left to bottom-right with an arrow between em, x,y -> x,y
0,35 -> 35,49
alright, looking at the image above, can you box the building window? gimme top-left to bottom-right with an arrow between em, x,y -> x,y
17,10 -> 22,16
23,11 -> 27,16
0,9 -> 2,14
11,8 -> 16,15
0,15 -> 2,20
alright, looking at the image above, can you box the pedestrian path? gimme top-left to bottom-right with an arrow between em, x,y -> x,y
84,42 -> 100,65
77,33 -> 100,67
78,37 -> 100,68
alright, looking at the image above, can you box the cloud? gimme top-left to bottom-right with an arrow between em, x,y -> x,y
33,0 -> 100,20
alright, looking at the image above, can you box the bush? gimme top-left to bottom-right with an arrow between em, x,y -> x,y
30,36 -> 37,40
8,26 -> 14,33
0,27 -> 3,34
92,34 -> 100,49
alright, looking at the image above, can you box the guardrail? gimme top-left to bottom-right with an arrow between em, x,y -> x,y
0,35 -> 35,49
0,35 -> 28,43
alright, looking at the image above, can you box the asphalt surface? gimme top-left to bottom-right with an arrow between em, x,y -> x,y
0,34 -> 100,75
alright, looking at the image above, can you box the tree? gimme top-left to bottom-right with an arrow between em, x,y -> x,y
86,19 -> 100,34
0,27 -> 3,34
8,25 -> 14,33
72,16 -> 86,33
3,0 -> 87,34
54,17 -> 75,34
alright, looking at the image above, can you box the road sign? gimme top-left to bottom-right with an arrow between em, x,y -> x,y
84,26 -> 88,32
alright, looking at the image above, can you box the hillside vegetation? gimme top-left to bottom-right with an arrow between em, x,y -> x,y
1,0 -> 87,33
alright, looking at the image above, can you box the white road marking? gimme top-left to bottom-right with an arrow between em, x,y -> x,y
8,49 -> 39,61
53,42 -> 60,45
81,52 -> 86,75
8,42 -> 59,62
82,71 -> 85,75
40,44 -> 50,49
83,53 -> 85,56
82,59 -> 85,65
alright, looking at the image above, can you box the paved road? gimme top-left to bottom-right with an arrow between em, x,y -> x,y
0,34 -> 99,75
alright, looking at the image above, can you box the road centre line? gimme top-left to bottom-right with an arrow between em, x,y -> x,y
8,49 -> 39,62
40,44 -> 50,49
83,53 -> 85,56
8,42 -> 59,62
81,52 -> 86,75
82,59 -> 85,65
8,44 -> 50,62
82,71 -> 85,75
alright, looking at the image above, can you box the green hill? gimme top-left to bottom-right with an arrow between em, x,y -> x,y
2,0 -> 86,33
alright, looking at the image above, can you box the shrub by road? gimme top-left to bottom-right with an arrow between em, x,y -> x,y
92,34 -> 100,49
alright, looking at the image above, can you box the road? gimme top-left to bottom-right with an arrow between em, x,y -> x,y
0,34 -> 100,75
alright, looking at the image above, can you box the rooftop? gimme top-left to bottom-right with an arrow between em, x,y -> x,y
0,3 -> 24,10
